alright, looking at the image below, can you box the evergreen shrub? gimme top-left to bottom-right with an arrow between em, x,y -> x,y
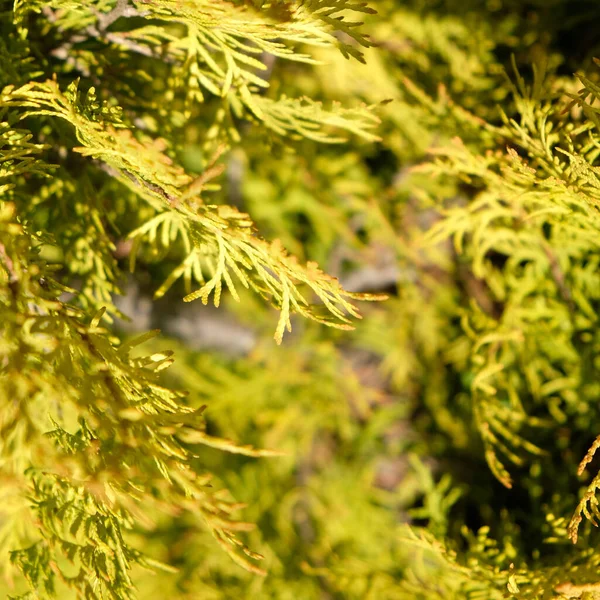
3,1 -> 600,598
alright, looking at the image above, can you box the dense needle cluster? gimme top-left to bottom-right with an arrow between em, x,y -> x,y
4,1 -> 600,598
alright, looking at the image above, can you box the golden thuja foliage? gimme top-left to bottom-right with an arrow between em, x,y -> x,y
4,0 -> 600,599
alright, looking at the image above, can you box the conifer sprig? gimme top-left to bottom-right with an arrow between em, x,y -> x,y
0,1 -> 386,594
0,199 -> 279,596
3,79 -> 383,343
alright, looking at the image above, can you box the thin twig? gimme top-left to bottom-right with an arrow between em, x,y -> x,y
0,242 -> 17,283
543,243 -> 575,313
96,161 -> 178,205
94,0 -> 141,32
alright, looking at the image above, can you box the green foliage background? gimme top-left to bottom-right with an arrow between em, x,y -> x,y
4,0 -> 600,598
